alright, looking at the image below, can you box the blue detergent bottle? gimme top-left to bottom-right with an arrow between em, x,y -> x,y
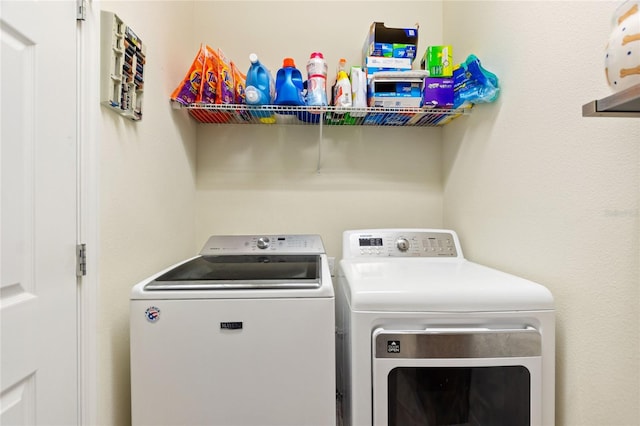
245,53 -> 275,123
274,58 -> 305,111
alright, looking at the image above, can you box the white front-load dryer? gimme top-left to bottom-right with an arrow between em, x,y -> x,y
335,229 -> 555,426
130,234 -> 335,426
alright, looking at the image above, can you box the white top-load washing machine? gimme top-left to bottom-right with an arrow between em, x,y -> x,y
336,229 -> 555,426
130,234 -> 335,426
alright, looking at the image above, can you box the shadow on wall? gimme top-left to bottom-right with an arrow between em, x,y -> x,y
195,124 -> 446,191
110,314 -> 132,426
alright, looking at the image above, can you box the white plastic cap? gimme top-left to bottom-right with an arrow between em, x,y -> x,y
249,53 -> 258,64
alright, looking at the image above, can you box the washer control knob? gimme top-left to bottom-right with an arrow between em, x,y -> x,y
257,237 -> 270,249
396,237 -> 410,252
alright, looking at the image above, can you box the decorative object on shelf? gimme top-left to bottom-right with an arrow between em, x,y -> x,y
605,0 -> 640,92
100,11 -> 145,121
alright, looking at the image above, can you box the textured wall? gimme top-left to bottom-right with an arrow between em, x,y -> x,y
192,1 -> 448,258
97,1 -> 640,425
443,2 -> 640,425
98,2 -> 198,425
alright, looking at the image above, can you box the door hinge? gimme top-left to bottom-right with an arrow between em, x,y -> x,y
76,0 -> 86,21
76,244 -> 87,276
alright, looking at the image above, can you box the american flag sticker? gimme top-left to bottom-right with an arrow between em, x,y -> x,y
145,306 -> 160,322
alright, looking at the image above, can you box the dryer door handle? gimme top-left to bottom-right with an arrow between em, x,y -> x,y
372,327 -> 541,359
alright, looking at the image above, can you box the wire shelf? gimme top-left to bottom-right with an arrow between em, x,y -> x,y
174,102 -> 470,127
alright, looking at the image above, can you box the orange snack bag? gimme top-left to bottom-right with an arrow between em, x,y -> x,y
170,44 -> 206,106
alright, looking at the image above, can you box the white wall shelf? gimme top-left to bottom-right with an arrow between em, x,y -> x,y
582,83 -> 640,117
174,103 -> 470,127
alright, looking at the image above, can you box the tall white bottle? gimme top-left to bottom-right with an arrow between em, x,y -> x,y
306,52 -> 328,106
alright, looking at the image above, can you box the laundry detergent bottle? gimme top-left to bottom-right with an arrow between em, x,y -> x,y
333,58 -> 352,108
274,58 -> 305,109
245,53 -> 275,123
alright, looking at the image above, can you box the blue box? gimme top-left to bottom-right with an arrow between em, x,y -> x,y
363,22 -> 418,62
392,44 -> 417,60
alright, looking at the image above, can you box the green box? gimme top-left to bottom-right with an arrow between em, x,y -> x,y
421,45 -> 453,77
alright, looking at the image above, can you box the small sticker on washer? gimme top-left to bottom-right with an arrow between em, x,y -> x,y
145,306 -> 160,322
387,340 -> 400,353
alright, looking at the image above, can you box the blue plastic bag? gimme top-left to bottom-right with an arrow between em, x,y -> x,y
453,54 -> 500,109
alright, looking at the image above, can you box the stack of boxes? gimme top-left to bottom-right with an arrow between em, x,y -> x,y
362,22 -> 421,108
361,22 -> 454,110
421,46 -> 454,109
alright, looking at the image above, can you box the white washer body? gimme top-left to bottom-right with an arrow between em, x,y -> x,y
336,229 -> 555,426
130,235 -> 335,426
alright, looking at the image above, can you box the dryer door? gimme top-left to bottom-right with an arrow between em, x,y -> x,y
372,327 -> 543,426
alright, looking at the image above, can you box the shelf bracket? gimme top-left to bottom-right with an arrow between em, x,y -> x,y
317,112 -> 324,173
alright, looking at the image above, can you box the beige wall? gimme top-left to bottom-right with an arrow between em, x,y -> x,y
443,1 -> 640,425
98,1 -> 640,425
98,2 -> 197,425
192,1 -> 447,257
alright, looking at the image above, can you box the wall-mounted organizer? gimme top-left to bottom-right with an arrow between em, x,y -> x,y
100,11 -> 146,121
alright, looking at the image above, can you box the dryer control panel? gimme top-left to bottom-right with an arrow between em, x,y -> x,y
343,229 -> 462,258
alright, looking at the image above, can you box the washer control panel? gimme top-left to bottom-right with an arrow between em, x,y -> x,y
200,234 -> 326,255
344,229 -> 461,258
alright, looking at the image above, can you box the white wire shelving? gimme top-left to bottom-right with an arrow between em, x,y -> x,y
173,103 -> 471,127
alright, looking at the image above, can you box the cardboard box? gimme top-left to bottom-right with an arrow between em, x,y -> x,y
364,56 -> 413,73
393,44 -> 417,60
368,81 -> 423,107
363,113 -> 413,125
368,96 -> 423,108
363,22 -> 418,61
364,56 -> 413,70
370,81 -> 422,98
423,77 -> 454,108
420,45 -> 453,77
367,72 -> 426,107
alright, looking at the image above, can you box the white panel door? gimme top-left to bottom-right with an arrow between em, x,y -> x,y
1,0 -> 79,424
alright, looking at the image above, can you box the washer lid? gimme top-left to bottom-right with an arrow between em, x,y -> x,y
145,254 -> 321,290
340,258 -> 554,312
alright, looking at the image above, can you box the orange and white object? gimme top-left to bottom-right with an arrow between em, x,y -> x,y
605,0 -> 640,92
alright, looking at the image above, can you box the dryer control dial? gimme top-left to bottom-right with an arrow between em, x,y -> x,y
257,237 -> 270,249
396,237 -> 410,252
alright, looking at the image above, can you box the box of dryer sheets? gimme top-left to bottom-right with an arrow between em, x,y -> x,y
368,71 -> 427,108
363,22 -> 418,61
